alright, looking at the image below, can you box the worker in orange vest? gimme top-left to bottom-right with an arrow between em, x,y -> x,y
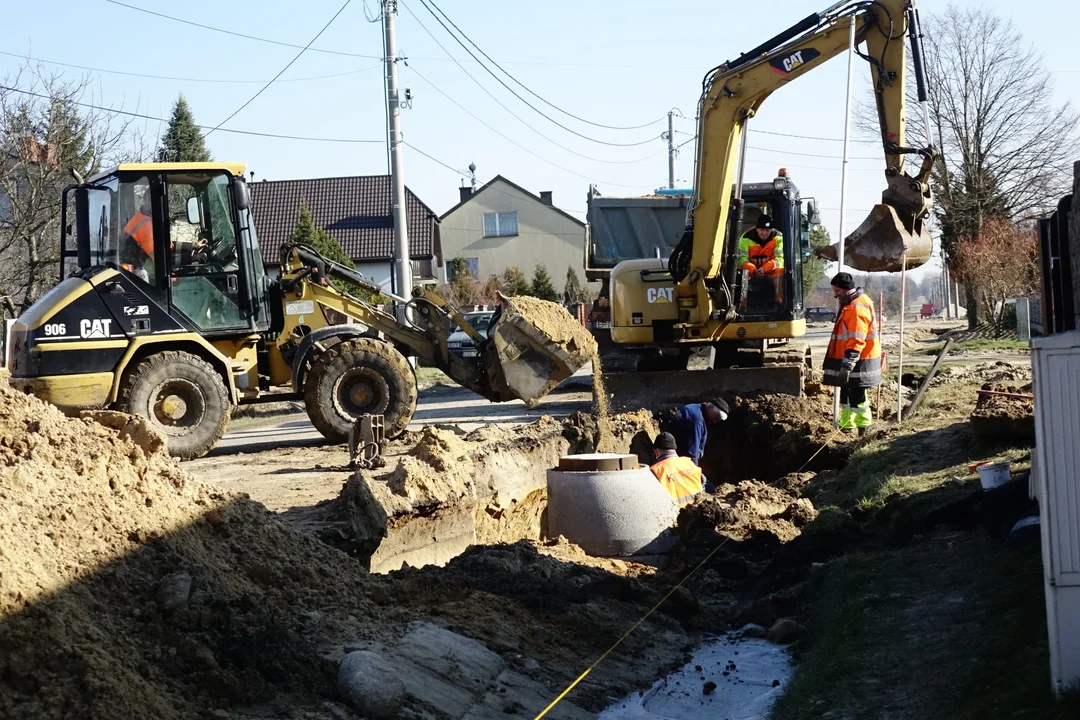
649,432 -> 705,507
122,194 -> 156,283
824,272 -> 883,434
738,214 -> 785,303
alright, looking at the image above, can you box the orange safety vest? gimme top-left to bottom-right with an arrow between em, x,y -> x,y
124,211 -> 154,256
824,291 -> 882,387
739,230 -> 785,274
649,453 -> 703,507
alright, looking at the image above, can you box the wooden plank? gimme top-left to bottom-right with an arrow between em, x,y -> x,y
902,338 -> 953,421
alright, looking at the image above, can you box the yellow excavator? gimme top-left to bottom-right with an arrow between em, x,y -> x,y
604,0 -> 936,399
5,162 -> 591,458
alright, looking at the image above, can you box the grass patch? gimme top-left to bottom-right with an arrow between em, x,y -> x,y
771,534 -> 1080,720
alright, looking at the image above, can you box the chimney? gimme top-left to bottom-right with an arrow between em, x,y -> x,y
540,191 -> 553,205
459,186 -> 473,204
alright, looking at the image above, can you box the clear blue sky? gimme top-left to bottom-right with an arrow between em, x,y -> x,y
3,0 -> 1076,281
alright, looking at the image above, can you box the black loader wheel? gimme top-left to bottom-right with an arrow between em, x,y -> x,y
304,337 -> 417,443
118,351 -> 231,460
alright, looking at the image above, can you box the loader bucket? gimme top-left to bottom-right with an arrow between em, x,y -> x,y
486,296 -> 597,407
816,203 -> 933,273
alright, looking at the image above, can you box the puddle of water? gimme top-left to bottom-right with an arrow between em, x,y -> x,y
599,627 -> 793,720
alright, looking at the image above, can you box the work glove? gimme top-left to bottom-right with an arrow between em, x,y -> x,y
838,360 -> 856,385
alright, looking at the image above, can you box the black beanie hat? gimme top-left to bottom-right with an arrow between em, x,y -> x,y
831,272 -> 855,290
654,432 -> 678,450
756,214 -> 773,230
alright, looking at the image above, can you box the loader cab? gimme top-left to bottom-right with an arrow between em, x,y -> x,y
60,163 -> 272,336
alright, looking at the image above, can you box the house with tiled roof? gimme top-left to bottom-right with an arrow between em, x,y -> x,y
249,175 -> 442,292
439,175 -> 587,292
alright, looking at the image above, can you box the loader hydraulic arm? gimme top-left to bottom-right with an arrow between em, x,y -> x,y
674,0 -> 936,335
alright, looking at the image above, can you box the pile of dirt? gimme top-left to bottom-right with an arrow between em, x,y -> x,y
930,361 -> 1032,389
878,325 -> 936,351
677,481 -> 817,548
0,387 -> 378,719
970,382 -> 1035,441
506,296 -> 597,354
0,380 -> 716,718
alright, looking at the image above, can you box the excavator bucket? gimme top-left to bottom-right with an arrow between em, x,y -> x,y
816,203 -> 933,273
485,296 -> 597,407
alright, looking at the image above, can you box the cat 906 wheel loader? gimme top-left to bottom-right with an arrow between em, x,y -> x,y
5,162 -> 590,459
602,0 -> 937,402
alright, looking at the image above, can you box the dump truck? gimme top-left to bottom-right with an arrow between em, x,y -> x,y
5,162 -> 590,458
601,0 -> 936,399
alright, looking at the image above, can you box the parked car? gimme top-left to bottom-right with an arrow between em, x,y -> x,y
446,311 -> 495,358
805,306 -> 835,322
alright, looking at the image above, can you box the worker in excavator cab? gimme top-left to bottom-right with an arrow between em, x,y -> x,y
649,432 -> 705,507
661,398 -> 730,467
122,186 -> 155,283
824,272 -> 882,435
738,214 -> 785,304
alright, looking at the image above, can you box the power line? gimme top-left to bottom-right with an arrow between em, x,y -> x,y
404,70 -> 655,189
0,84 -> 385,143
104,0 -> 381,59
0,49 -> 380,84
406,0 -> 658,148
420,0 -> 665,131
404,141 -> 469,178
748,145 -> 881,161
400,6 -> 662,166
206,0 -> 353,136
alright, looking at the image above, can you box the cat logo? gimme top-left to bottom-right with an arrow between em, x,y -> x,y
647,287 -> 674,304
80,319 -> 113,339
769,48 -> 821,75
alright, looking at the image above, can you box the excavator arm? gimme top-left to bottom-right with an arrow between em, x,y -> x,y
674,0 -> 936,334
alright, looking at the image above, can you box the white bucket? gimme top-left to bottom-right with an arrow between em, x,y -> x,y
978,461 -> 1012,490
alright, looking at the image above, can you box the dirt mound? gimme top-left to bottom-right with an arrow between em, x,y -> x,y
970,382 -> 1035,441
0,384 -> 377,719
678,481 -> 816,547
931,361 -> 1032,389
506,296 -> 597,354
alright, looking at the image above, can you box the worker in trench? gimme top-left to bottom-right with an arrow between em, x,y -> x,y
649,432 -> 706,507
738,214 -> 785,305
823,272 -> 882,435
659,398 -> 730,467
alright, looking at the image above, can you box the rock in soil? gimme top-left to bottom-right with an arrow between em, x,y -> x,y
337,650 -> 405,718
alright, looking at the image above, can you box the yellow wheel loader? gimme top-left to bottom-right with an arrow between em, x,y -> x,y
5,162 -> 589,459
604,0 -> 937,401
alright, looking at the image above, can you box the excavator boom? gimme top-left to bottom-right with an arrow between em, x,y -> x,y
680,0 -> 935,333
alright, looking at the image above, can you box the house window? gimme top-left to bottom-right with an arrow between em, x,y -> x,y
483,212 -> 518,237
447,257 -> 479,281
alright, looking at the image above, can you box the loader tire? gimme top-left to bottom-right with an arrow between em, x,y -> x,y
118,351 -> 231,460
304,338 -> 417,443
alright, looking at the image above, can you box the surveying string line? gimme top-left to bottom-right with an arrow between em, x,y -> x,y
0,49 -> 381,85
0,84 -> 385,143
408,0 -> 658,148
533,537 -> 731,719
420,0 -> 666,131
205,0 -> 353,136
104,0 -> 381,59
399,5 -> 661,166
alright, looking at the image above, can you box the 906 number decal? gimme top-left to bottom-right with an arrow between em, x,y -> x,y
43,323 -> 67,336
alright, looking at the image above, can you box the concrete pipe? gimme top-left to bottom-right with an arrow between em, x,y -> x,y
546,453 -> 679,558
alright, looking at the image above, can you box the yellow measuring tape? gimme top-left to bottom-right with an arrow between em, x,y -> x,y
532,537 -> 730,719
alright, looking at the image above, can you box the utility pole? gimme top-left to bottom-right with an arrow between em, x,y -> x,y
666,111 -> 676,189
383,0 -> 411,320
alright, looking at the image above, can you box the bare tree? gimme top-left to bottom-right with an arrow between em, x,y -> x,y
856,4 -> 1077,327
951,217 -> 1039,328
0,63 -> 150,310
